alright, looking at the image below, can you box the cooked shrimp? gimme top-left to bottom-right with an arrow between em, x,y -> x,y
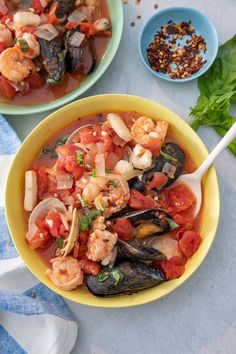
92,216 -> 106,231
131,116 -> 169,145
17,33 -> 40,59
45,256 -> 84,291
0,46 -> 36,82
95,175 -> 130,216
86,227 -> 117,262
82,176 -> 107,204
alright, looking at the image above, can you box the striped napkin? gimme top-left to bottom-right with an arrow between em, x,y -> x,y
0,116 -> 78,354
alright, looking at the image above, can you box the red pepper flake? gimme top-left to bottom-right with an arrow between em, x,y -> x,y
146,20 -> 207,79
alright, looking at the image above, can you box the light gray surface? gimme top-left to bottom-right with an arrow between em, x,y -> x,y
4,1 -> 236,354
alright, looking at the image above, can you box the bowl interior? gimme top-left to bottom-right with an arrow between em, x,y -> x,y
0,0 -> 123,115
139,7 -> 218,82
5,94 -> 220,308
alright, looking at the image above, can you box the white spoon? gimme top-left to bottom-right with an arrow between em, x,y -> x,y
177,121 -> 236,216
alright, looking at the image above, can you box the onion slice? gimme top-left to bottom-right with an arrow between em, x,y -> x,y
95,153 -> 105,176
68,9 -> 87,23
149,236 -> 178,260
60,208 -> 80,257
107,113 -> 133,142
28,198 -> 66,240
35,24 -> 58,41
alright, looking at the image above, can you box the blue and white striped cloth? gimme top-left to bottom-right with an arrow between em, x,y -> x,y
0,116 -> 78,354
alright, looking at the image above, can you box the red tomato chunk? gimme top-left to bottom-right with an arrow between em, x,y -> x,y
167,184 -> 196,212
113,218 -> 133,241
0,76 -> 16,98
147,172 -> 168,190
153,256 -> 187,280
179,230 -> 202,258
26,72 -> 45,89
129,189 -> 157,210
78,257 -> 101,276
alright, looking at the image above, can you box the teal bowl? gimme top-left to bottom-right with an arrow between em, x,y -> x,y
0,0 -> 123,115
139,7 -> 218,83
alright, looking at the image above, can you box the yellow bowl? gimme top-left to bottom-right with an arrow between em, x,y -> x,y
5,94 -> 220,308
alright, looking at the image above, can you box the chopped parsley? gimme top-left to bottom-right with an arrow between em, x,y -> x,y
109,180 -> 118,188
39,135 -> 69,159
91,168 -> 97,177
105,169 -> 112,174
80,210 -> 102,231
17,38 -> 29,52
76,150 -> 84,165
166,217 -> 179,230
56,237 -> 64,249
111,270 -> 123,285
160,149 -> 178,163
77,194 -> 88,208
68,174 -> 73,181
96,271 -> 110,282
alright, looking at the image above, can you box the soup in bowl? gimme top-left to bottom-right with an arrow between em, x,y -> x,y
5,94 -> 220,307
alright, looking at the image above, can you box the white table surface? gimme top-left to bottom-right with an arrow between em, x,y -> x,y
5,1 -> 236,353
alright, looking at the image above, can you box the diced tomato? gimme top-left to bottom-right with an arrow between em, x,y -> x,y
79,231 -> 90,246
0,42 -> 7,53
21,26 -> 36,35
31,0 -> 44,14
142,138 -> 161,157
78,257 -> 101,275
79,22 -> 97,37
0,76 -> 16,99
64,21 -> 80,30
45,211 -> 63,237
173,208 -> 195,226
79,125 -> 102,144
167,184 -> 196,213
113,218 -> 133,241
27,227 -> 50,250
179,230 -> 202,258
153,256 -> 186,280
122,111 -> 138,129
56,145 -> 89,179
129,189 -> 158,210
26,72 -> 45,89
147,172 -> 168,190
36,167 -> 49,198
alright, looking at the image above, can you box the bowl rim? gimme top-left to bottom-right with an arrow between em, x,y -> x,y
5,94 -> 220,308
139,6 -> 218,83
0,0 -> 124,115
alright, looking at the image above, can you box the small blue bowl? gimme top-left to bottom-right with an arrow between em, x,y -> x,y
139,7 -> 218,82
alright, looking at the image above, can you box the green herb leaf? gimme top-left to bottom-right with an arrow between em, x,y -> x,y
80,215 -> 89,231
91,168 -> 97,177
105,169 -> 112,174
46,78 -> 59,85
109,180 -> 118,188
68,174 -> 73,181
160,150 -> 178,163
17,38 -> 29,52
50,150 -> 58,158
190,35 -> 236,156
58,49 -> 67,62
96,271 -> 110,282
57,237 -> 64,249
166,217 -> 179,230
55,136 -> 69,147
76,150 -> 84,165
39,147 -> 50,157
111,270 -> 123,285
77,194 -> 88,208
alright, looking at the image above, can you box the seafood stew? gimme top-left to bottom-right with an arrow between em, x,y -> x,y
0,0 -> 110,104
24,112 -> 202,297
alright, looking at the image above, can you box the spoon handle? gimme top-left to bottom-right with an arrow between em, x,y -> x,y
195,121 -> 236,179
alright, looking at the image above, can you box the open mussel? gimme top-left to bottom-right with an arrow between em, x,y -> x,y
117,239 -> 166,262
39,36 -> 65,85
86,261 -> 165,296
142,142 -> 185,188
112,209 -> 172,238
64,28 -> 96,74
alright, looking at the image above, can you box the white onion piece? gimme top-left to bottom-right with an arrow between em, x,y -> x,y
95,153 -> 105,176
59,213 -> 69,230
107,113 -> 133,142
113,134 -> 126,147
24,171 -> 37,212
122,169 -> 142,181
35,28 -> 57,41
150,237 -> 178,260
13,12 -> 41,28
0,0 -> 9,15
39,0 -> 48,7
60,208 -> 80,257
162,162 -> 176,178
0,28 -> 13,45
56,174 -> 73,190
62,195 -> 75,206
37,24 -> 59,36
28,198 -> 66,240
68,9 -> 87,23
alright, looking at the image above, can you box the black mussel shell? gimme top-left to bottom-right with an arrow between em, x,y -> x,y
117,239 -> 166,262
86,262 -> 165,296
39,36 -> 65,84
142,143 -> 185,188
129,179 -> 145,193
52,0 -> 74,18
112,209 -> 171,237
